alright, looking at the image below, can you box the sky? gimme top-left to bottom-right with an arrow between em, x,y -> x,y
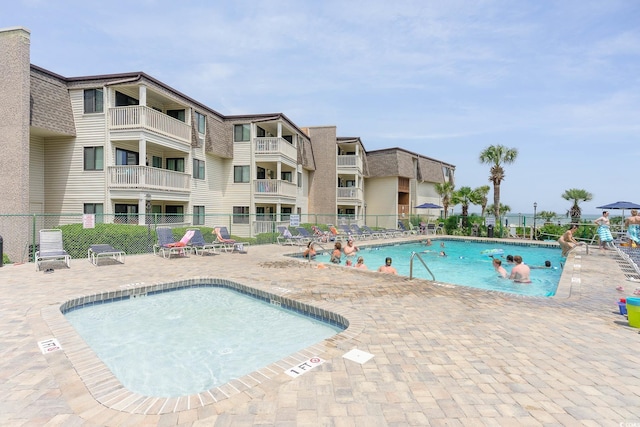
3,0 -> 639,216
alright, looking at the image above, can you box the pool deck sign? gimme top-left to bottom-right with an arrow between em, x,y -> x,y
284,357 -> 325,378
38,338 -> 62,354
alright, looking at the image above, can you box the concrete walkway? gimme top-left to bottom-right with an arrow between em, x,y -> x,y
1,236 -> 639,426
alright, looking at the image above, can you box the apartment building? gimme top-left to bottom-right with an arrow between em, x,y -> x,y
0,26 -> 455,260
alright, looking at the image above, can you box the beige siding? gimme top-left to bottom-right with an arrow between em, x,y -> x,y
29,135 -> 45,210
364,176 -> 398,229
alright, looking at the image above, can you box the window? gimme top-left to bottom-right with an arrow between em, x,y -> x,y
115,91 -> 139,106
234,124 -> 251,142
193,206 -> 205,225
193,159 -> 205,180
297,172 -> 302,188
152,156 -> 162,168
84,147 -> 104,170
166,158 -> 185,172
234,165 -> 250,183
83,89 -> 103,114
281,171 -> 292,182
84,203 -> 104,224
283,135 -> 293,143
165,205 -> 184,223
167,109 -> 186,122
256,126 -> 266,137
233,206 -> 250,224
195,111 -> 206,134
114,204 -> 139,224
115,148 -> 139,166
281,207 -> 292,222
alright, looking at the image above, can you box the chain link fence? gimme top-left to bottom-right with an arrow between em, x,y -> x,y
0,213 -> 412,265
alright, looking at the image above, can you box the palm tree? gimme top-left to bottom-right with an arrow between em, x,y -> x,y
486,203 -> 511,217
562,188 -> 593,224
538,210 -> 557,224
434,181 -> 455,219
475,185 -> 491,217
479,145 -> 518,218
452,186 -> 482,228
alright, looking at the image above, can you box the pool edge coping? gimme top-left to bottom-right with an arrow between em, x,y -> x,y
41,276 -> 365,416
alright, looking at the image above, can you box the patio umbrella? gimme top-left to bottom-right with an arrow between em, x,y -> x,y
415,202 -> 443,209
595,201 -> 640,229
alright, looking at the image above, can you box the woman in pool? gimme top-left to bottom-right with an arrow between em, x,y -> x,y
594,211 -> 613,250
302,241 -> 316,259
355,256 -> 367,269
330,242 -> 342,264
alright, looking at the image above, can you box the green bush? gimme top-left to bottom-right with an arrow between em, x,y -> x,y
2,253 -> 10,265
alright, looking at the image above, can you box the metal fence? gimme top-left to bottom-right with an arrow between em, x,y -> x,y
0,213 -> 415,264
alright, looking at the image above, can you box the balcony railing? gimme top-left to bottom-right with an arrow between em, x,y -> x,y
254,137 -> 297,162
337,187 -> 363,200
253,179 -> 297,198
109,106 -> 191,143
337,154 -> 363,171
108,166 -> 191,191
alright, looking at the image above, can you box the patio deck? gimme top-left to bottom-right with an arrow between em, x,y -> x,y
1,236 -> 639,426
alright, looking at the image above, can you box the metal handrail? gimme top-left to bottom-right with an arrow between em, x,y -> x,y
409,251 -> 435,281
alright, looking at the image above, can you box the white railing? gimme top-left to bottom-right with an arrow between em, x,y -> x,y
109,106 -> 191,142
253,220 -> 290,235
254,137 -> 297,162
337,187 -> 363,200
253,179 -> 297,198
108,166 -> 191,191
337,154 -> 362,171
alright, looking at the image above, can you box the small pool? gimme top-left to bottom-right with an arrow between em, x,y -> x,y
311,239 -> 563,297
63,284 -> 345,397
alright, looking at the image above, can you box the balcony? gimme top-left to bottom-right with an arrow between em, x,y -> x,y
108,166 -> 191,192
337,154 -> 363,173
253,179 -> 297,199
109,106 -> 191,143
254,137 -> 297,163
337,187 -> 363,202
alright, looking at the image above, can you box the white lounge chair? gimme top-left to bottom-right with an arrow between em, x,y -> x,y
35,229 -> 71,271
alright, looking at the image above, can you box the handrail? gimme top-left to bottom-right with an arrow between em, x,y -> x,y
409,251 -> 435,281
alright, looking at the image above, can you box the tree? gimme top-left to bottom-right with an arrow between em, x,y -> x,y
434,181 -> 455,219
475,185 -> 491,217
452,186 -> 482,218
562,188 -> 593,224
486,203 -> 511,216
538,210 -> 557,224
479,145 -> 518,218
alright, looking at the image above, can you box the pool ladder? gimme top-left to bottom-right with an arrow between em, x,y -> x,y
409,251 -> 435,281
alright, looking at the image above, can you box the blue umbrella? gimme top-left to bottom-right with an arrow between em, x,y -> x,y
596,201 -> 640,210
415,203 -> 442,209
595,201 -> 640,230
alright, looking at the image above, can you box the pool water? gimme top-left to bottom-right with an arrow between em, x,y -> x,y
64,287 -> 343,397
313,240 -> 563,297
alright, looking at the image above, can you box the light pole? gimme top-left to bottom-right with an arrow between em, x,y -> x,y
533,202 -> 538,240
145,193 -> 152,253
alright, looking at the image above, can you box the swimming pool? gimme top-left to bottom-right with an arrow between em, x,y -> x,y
62,282 -> 346,398
312,239 -> 562,297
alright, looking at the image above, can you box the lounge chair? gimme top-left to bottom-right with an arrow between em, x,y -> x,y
214,226 -> 249,253
312,225 -> 333,242
188,229 -> 220,256
153,227 -> 194,258
350,224 -> 372,240
339,224 -> 356,240
276,226 -> 306,246
35,229 -> 71,271
361,225 -> 385,239
87,244 -> 125,266
294,227 -> 315,244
